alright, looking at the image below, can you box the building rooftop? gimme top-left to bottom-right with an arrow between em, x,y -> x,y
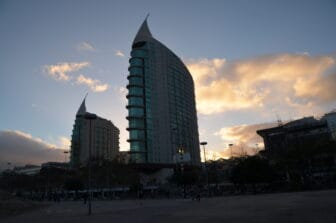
76,94 -> 87,116
133,15 -> 152,45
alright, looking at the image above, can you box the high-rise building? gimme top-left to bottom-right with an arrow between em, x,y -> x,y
126,18 -> 200,165
70,97 -> 120,167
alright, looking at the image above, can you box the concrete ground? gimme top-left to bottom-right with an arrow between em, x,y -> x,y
2,190 -> 336,223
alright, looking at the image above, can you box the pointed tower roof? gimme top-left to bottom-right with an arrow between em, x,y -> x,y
76,93 -> 87,116
133,14 -> 152,44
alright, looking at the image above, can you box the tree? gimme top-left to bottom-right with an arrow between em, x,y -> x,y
231,156 -> 274,193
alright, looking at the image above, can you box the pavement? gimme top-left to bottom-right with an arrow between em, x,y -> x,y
2,190 -> 336,223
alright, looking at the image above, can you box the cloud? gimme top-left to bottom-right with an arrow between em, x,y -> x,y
43,62 -> 109,93
76,74 -> 109,92
115,50 -> 125,57
214,122 -> 278,157
200,149 -> 228,162
0,130 -> 64,169
44,62 -> 90,81
11,130 -> 57,148
186,54 -> 336,115
57,136 -> 71,150
76,41 -> 95,52
117,86 -> 127,100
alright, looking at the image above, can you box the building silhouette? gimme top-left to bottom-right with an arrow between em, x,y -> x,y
126,17 -> 200,165
70,97 -> 120,167
257,111 -> 336,159
322,111 -> 336,140
257,111 -> 336,187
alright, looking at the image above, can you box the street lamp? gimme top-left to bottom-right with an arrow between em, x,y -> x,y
7,162 -> 11,191
228,144 -> 234,158
200,141 -> 209,196
63,151 -> 69,163
7,162 -> 11,170
200,142 -> 207,163
177,147 -> 186,198
84,113 -> 97,216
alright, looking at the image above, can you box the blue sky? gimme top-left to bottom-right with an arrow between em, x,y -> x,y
1,0 -> 336,165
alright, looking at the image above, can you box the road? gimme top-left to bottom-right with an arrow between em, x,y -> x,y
2,190 -> 336,223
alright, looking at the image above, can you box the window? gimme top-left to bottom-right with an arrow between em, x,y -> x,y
131,49 -> 147,58
129,107 -> 144,117
128,87 -> 143,95
129,76 -> 143,85
130,130 -> 145,140
129,97 -> 143,106
129,67 -> 143,74
130,141 -> 145,151
129,119 -> 145,128
132,41 -> 146,49
130,58 -> 143,66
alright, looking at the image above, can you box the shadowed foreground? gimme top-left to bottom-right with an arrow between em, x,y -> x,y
2,190 -> 336,223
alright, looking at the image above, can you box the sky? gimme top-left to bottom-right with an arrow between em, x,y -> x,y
1,0 -> 336,168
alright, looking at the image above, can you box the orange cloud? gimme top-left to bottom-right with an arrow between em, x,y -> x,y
200,149 -> 228,162
215,122 -> 278,157
115,50 -> 125,57
76,42 -> 96,52
57,136 -> 71,150
44,62 -> 90,81
186,54 -> 336,115
76,74 -> 109,92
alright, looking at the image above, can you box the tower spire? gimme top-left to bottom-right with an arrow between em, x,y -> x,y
76,93 -> 88,116
133,15 -> 152,45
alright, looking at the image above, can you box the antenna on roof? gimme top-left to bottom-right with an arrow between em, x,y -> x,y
145,13 -> 150,20
276,114 -> 283,126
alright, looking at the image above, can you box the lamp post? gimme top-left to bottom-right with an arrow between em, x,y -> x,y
7,162 -> 11,170
200,142 -> 207,163
200,142 -> 209,196
228,144 -> 234,159
177,147 -> 186,198
84,113 -> 97,216
63,151 -> 69,163
7,162 -> 11,191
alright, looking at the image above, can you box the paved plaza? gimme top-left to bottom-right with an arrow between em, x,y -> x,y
2,190 -> 336,223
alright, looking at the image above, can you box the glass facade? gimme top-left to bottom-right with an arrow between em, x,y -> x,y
127,20 -> 200,165
70,118 -> 82,167
126,42 -> 147,163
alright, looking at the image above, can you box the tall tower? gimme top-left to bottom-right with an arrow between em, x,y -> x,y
70,97 -> 120,167
126,18 -> 200,165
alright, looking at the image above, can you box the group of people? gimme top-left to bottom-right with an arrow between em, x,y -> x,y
190,186 -> 201,201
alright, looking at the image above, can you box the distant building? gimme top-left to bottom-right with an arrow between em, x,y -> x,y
321,111 -> 336,140
13,165 -> 41,175
117,151 -> 131,164
257,112 -> 336,187
70,97 -> 120,167
126,17 -> 200,165
257,114 -> 334,158
41,162 -> 68,170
